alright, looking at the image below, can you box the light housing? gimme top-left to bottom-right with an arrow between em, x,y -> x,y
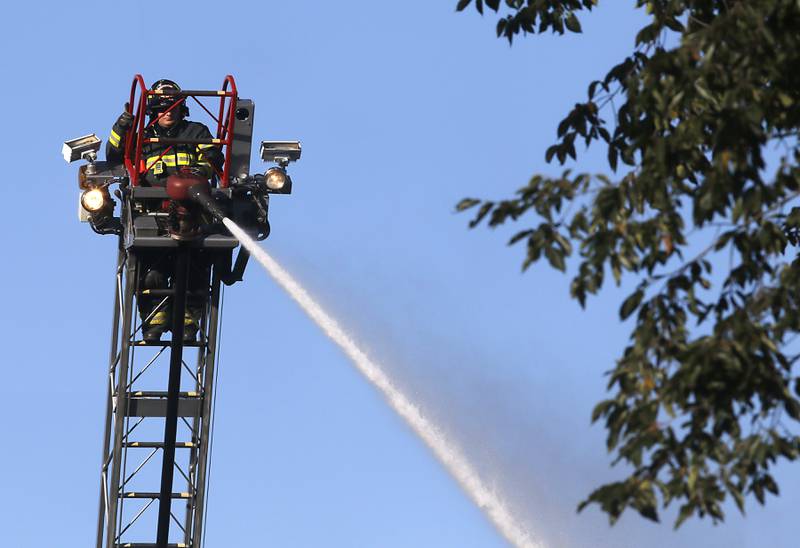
260,140 -> 301,167
63,134 -> 101,163
81,187 -> 107,212
265,167 -> 288,191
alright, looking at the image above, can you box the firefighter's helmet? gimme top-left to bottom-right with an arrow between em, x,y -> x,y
146,79 -> 189,117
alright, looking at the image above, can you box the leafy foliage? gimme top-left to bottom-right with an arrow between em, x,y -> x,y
456,0 -> 800,527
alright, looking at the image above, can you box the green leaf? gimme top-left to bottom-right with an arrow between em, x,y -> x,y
728,484 -> 745,514
665,17 -> 684,32
545,245 -> 567,271
565,13 -> 582,33
469,202 -> 494,228
763,475 -> 779,496
714,230 -> 736,251
619,289 -> 644,320
591,399 -> 616,422
546,144 -> 559,163
674,503 -> 694,529
785,398 -> 800,421
455,198 -> 481,212
508,229 -> 534,245
637,504 -> 659,523
607,145 -> 618,171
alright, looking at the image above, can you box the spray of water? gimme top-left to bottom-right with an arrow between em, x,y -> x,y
222,218 -> 541,547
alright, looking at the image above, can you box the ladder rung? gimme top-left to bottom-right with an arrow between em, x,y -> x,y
151,88 -> 233,97
145,137 -> 227,145
130,391 -> 200,398
139,289 -> 207,297
134,340 -> 205,347
125,397 -> 201,418
123,441 -> 197,449
138,288 -> 174,296
121,492 -> 192,499
116,544 -> 188,547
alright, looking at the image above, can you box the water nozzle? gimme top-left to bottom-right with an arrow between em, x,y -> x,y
166,173 -> 227,222
185,183 -> 227,222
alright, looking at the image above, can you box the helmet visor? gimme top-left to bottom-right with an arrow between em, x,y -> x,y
148,82 -> 182,114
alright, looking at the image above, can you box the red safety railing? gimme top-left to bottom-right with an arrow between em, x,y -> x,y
123,74 -> 238,188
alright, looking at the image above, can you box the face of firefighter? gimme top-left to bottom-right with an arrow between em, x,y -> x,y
156,105 -> 183,129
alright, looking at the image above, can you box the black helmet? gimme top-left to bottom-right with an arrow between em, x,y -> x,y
146,79 -> 189,117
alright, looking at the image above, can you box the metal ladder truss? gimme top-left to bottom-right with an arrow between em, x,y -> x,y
96,247 -> 223,548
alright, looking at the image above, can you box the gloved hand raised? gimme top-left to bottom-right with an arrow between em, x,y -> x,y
116,104 -> 134,129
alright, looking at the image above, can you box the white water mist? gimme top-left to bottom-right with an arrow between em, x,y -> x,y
223,217 -> 541,548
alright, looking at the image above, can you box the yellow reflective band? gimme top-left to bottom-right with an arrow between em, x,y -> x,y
176,152 -> 193,165
145,156 -> 170,168
145,153 -> 197,170
150,310 -> 168,325
109,132 -> 121,147
197,143 -> 214,150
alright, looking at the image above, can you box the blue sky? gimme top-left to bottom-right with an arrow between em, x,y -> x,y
1,1 -> 798,546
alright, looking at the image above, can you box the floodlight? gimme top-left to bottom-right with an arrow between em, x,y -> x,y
265,167 -> 287,190
63,134 -> 102,163
81,188 -> 107,212
260,141 -> 301,167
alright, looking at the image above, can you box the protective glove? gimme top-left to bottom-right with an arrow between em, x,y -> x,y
116,104 -> 134,129
201,145 -> 224,170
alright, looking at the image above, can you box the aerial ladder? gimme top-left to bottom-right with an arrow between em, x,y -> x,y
63,74 -> 300,547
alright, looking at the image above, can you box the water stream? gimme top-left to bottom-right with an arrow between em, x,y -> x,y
222,217 -> 541,548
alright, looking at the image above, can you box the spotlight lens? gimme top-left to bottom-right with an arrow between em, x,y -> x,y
265,168 -> 287,190
81,188 -> 106,212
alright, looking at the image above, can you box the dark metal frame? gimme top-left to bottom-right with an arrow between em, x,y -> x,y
96,249 -> 224,548
96,75 -> 242,548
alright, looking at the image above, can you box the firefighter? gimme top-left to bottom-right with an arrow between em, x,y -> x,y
107,79 -> 224,342
106,79 -> 223,183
